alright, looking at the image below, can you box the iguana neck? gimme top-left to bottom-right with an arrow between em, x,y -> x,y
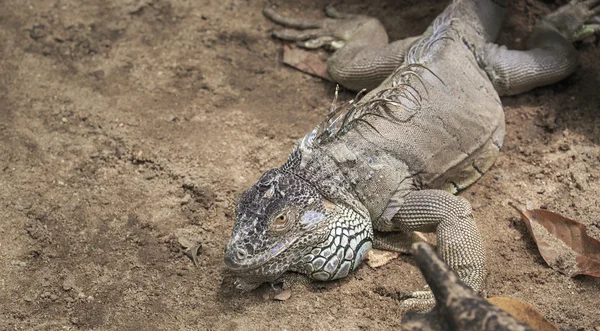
285,143 -> 369,220
289,133 -> 414,226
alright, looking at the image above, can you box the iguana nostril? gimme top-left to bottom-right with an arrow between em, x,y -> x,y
224,245 -> 249,269
236,248 -> 248,260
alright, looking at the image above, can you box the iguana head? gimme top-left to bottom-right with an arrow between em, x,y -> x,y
224,167 -> 372,290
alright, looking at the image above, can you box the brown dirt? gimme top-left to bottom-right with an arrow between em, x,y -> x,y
1,0 -> 599,330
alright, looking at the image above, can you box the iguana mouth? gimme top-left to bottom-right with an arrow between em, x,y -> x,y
225,236 -> 300,273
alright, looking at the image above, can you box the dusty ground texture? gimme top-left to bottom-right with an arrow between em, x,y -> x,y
1,0 -> 599,330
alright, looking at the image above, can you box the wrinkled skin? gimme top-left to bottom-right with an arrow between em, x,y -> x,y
224,166 -> 373,290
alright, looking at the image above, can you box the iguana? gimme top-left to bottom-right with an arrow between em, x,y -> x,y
223,0 -> 600,309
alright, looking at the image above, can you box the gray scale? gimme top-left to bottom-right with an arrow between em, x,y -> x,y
354,241 -> 372,266
312,271 -> 330,281
312,256 -> 327,270
344,248 -> 354,260
334,236 -> 340,246
302,254 -> 314,263
349,238 -> 357,250
340,235 -> 348,247
324,255 -> 340,274
336,247 -> 344,261
334,261 -> 352,279
311,248 -> 321,256
302,262 -> 314,273
320,247 -> 333,259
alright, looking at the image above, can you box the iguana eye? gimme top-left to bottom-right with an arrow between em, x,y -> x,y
271,212 -> 292,233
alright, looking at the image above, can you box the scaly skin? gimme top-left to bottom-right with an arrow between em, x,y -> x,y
223,0 -> 600,310
401,243 -> 535,330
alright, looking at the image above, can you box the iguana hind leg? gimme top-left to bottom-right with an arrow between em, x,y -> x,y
480,0 -> 600,96
387,189 -> 486,310
263,6 -> 421,91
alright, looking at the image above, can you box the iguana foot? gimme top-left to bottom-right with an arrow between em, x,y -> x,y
544,0 -> 600,42
263,5 -> 388,50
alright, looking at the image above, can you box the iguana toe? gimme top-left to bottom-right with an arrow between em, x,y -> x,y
264,5 -> 387,51
324,5 -> 358,19
263,6 -> 323,29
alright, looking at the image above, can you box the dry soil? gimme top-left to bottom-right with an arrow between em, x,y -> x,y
1,0 -> 599,330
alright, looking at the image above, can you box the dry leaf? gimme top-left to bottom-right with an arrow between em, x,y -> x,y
273,288 -> 292,301
517,208 -> 600,277
488,297 -> 558,331
282,44 -> 332,81
366,249 -> 399,268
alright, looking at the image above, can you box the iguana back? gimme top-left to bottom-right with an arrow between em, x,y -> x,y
297,1 -> 505,223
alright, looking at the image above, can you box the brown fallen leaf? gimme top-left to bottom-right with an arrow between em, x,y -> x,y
366,249 -> 399,268
282,44 -> 333,81
488,297 -> 558,331
517,208 -> 600,277
273,288 -> 292,301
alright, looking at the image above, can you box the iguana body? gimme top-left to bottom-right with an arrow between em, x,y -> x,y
224,0 -> 600,309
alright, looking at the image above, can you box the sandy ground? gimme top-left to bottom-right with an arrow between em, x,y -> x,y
1,0 -> 599,330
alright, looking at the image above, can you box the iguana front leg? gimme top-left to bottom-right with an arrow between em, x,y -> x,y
263,6 -> 421,91
381,189 -> 486,310
480,0 -> 600,96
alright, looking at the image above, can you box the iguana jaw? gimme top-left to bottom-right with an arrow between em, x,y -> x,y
225,220 -> 332,290
225,236 -> 300,272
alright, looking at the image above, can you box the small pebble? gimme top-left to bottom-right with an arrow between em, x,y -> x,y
90,70 -> 105,79
62,278 -> 75,291
29,24 -> 46,40
273,288 -> 292,301
180,194 -> 192,205
558,144 -> 570,151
